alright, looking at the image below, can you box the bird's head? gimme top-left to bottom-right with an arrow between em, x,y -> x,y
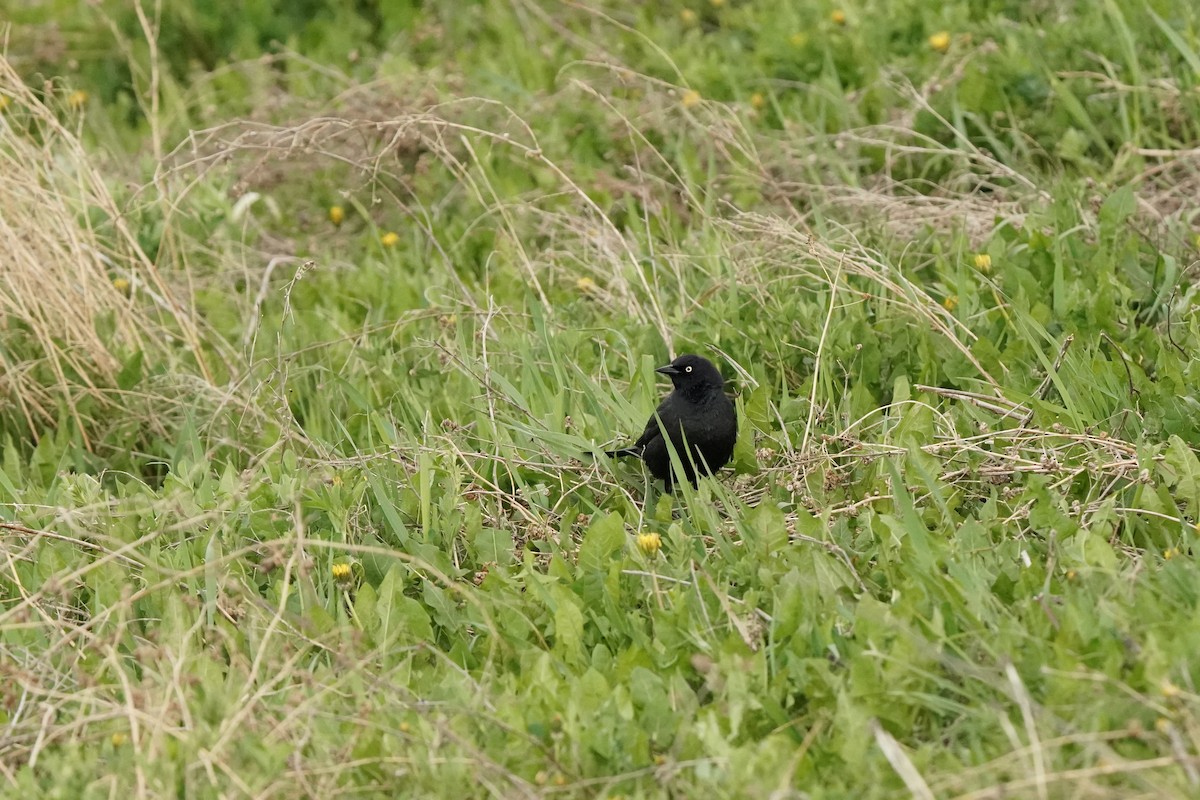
655,354 -> 725,393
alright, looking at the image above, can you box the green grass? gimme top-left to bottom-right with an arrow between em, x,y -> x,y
3,0 -> 1200,797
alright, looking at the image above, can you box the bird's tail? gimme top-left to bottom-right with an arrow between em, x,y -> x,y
604,447 -> 642,458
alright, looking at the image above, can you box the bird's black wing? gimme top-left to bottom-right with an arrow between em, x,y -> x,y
604,394 -> 677,458
632,394 -> 679,449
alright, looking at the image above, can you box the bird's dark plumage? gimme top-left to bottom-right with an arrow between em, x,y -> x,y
604,354 -> 737,491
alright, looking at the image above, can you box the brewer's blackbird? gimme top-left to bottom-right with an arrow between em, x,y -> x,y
605,354 -> 737,491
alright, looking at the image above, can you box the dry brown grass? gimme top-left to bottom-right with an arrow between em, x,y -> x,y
0,56 -> 211,445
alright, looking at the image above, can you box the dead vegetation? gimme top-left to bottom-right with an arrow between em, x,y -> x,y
0,57 -> 212,445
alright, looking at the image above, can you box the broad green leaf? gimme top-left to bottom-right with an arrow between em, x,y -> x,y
1162,436 -> 1200,516
550,586 -> 585,664
473,528 -> 514,565
577,512 -> 625,575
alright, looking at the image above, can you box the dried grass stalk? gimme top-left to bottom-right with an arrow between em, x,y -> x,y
0,56 -> 209,443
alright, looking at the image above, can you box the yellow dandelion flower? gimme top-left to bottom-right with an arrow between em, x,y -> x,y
0,96 -> 10,112
67,89 -> 88,109
576,276 -> 597,292
380,231 -> 400,247
111,732 -> 127,747
942,295 -> 959,311
929,31 -> 951,53
331,563 -> 353,583
681,89 -> 702,109
1161,680 -> 1181,697
750,92 -> 766,110
973,253 -> 992,272
789,32 -> 809,47
636,532 -> 662,557
710,0 -> 725,7
830,9 -> 846,25
1065,569 -> 1076,580
329,205 -> 345,226
112,277 -> 131,295
680,8 -> 697,25
1164,548 -> 1179,560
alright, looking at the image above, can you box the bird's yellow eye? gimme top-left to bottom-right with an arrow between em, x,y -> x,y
685,366 -> 693,372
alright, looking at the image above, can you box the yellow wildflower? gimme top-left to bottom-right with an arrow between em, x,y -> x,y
830,10 -> 846,25
636,532 -> 662,557
112,277 -> 131,295
331,563 -> 353,583
789,32 -> 808,47
0,96 -> 10,111
710,0 -> 725,6
329,205 -> 345,226
380,231 -> 400,247
973,253 -> 992,272
681,89 -> 702,109
576,276 -> 597,292
929,31 -> 951,53
750,92 -> 766,110
942,295 -> 959,311
111,732 -> 127,747
681,8 -> 697,25
67,90 -> 88,109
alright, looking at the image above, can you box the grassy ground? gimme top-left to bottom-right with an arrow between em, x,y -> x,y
3,1 -> 1200,797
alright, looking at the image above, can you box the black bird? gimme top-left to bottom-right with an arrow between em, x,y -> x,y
605,354 -> 737,491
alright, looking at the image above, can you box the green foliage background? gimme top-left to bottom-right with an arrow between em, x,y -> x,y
3,0 -> 1200,797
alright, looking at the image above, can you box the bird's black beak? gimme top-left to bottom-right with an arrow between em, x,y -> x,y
655,364 -> 680,376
